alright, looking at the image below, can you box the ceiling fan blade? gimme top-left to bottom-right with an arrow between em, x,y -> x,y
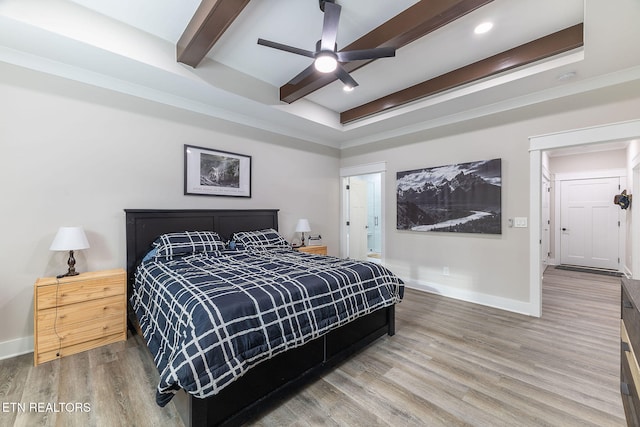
257,38 -> 315,58
334,64 -> 359,89
289,63 -> 317,85
320,1 -> 341,51
336,46 -> 396,62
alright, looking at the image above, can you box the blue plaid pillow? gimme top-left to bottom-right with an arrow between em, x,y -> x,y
152,231 -> 226,259
232,228 -> 291,251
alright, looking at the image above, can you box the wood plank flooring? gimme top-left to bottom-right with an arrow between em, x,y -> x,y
0,266 -> 626,426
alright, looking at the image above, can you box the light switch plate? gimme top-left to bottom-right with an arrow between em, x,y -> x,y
514,217 -> 528,228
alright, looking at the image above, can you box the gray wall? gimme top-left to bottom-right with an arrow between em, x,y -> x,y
0,63 -> 340,356
340,89 -> 640,314
3,63 -> 640,357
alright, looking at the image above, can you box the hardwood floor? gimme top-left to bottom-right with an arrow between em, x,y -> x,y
0,266 -> 625,426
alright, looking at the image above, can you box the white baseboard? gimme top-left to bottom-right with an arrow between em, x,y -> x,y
0,335 -> 33,361
403,278 -> 537,317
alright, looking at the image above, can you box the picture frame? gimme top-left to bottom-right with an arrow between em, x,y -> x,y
184,144 -> 251,197
396,158 -> 501,234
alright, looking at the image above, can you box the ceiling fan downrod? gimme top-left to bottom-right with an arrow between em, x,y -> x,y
319,0 -> 335,12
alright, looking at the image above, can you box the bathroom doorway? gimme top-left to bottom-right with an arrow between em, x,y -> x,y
344,173 -> 382,262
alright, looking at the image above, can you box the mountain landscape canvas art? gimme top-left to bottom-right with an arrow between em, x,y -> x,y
397,159 -> 502,234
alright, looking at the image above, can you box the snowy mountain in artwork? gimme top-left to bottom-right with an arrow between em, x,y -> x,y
396,159 -> 501,234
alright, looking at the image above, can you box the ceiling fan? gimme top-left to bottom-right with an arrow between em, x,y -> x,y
257,0 -> 396,90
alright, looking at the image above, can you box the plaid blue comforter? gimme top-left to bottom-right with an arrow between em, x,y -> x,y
131,249 -> 404,406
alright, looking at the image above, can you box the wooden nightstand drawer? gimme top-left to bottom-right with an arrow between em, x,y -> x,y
34,268 -> 126,365
36,294 -> 125,332
296,245 -> 327,255
36,315 -> 125,353
36,271 -> 124,309
35,333 -> 126,366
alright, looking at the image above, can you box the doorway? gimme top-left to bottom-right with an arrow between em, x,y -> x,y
344,173 -> 383,262
340,162 -> 387,263
529,119 -> 640,317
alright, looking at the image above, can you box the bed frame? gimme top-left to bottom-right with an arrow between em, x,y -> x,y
125,209 -> 396,427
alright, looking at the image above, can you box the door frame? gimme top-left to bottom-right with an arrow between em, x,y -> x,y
554,169 -> 626,270
340,162 -> 387,260
529,119 -> 640,317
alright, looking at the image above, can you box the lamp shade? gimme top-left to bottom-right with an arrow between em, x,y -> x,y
295,219 -> 311,233
50,227 -> 90,251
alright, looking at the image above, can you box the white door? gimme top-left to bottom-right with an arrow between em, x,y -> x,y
560,177 -> 620,270
348,177 -> 368,261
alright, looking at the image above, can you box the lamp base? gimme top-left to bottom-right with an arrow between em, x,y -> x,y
57,250 -> 80,279
56,271 -> 79,279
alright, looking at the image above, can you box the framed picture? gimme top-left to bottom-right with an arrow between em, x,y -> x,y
397,158 -> 501,234
184,145 -> 251,197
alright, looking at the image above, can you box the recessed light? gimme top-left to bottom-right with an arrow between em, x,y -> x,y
343,85 -> 354,92
474,22 -> 493,35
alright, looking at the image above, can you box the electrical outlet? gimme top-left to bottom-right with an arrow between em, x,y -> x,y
443,266 -> 450,276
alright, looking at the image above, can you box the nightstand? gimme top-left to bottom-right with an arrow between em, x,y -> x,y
33,268 -> 127,366
295,245 -> 327,255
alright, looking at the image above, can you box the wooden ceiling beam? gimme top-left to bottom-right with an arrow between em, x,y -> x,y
177,0 -> 251,68
280,0 -> 494,104
340,23 -> 584,124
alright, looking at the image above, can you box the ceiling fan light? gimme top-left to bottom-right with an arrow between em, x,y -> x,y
314,53 -> 337,73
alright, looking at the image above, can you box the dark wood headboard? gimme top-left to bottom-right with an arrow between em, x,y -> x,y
124,209 -> 279,298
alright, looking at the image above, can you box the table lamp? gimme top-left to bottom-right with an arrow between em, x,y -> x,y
295,219 -> 311,247
50,226 -> 90,278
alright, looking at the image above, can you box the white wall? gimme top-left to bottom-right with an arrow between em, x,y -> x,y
341,89 -> 640,315
550,149 -> 627,174
0,63 -> 341,358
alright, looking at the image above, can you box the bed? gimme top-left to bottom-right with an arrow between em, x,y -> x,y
125,209 -> 403,426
